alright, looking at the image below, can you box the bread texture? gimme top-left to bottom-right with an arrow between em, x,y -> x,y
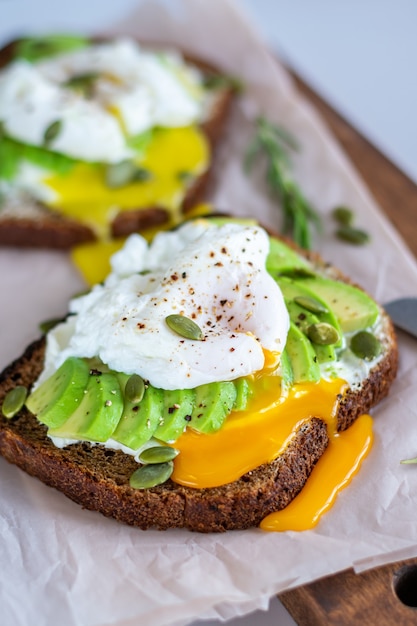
0,250 -> 398,533
0,39 -> 234,249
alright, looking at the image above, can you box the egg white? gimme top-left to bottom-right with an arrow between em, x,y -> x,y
0,38 -> 206,164
43,222 -> 290,390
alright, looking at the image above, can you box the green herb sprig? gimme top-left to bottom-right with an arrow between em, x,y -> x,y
245,116 -> 321,250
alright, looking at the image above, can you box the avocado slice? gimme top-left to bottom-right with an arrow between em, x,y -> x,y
277,277 -> 342,343
285,322 -> 321,383
233,378 -> 254,411
205,216 -> 258,228
48,371 -> 124,442
280,349 -> 294,388
26,357 -> 90,428
278,277 -> 341,363
266,236 -> 311,275
189,382 -> 237,433
296,276 -> 379,333
112,384 -> 164,450
14,35 -> 89,62
154,388 -> 195,443
284,299 -> 336,364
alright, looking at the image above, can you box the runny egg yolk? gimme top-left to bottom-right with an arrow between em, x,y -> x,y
170,363 -> 373,531
44,125 -> 209,238
70,243 -> 373,532
71,238 -> 127,287
70,202 -> 215,286
260,414 -> 373,531
171,376 -> 348,488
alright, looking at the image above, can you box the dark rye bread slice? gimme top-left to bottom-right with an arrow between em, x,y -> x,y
0,338 -> 329,532
0,39 -> 234,249
0,304 -> 398,533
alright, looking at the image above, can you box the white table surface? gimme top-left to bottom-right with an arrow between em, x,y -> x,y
1,1 -> 416,624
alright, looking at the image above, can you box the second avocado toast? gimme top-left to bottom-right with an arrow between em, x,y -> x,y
0,217 -> 398,531
0,35 -> 234,247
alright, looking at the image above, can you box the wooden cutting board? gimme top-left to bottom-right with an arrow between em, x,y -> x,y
278,71 -> 417,625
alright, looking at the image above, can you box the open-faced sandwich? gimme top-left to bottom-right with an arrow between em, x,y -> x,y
0,217 -> 398,532
0,36 -> 234,247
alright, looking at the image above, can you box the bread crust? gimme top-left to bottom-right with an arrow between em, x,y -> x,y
0,39 -> 234,249
337,312 -> 398,432
0,295 -> 398,532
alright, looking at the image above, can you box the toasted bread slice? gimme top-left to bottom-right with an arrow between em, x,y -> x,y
0,39 -> 234,248
0,238 -> 398,532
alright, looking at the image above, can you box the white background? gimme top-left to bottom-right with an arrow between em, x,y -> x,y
1,1 -> 416,625
1,0 -> 416,184
240,0 -> 417,185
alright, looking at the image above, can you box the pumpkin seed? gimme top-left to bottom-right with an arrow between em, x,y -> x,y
139,446 -> 179,464
202,73 -> 244,93
124,374 -> 145,403
129,461 -> 173,489
39,317 -> 64,334
105,161 -> 136,188
2,386 -> 28,418
165,314 -> 204,341
203,74 -> 228,89
105,161 -> 152,188
332,206 -> 354,226
277,267 -> 316,279
65,72 -> 99,96
400,457 -> 417,465
307,322 -> 340,346
350,331 -> 381,360
177,171 -> 194,183
30,40 -> 51,53
132,167 -> 153,182
294,296 -> 328,314
43,120 -> 62,145
336,226 -> 370,245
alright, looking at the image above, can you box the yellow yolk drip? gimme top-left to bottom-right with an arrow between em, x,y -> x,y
71,238 -> 126,287
260,414 -> 373,531
44,126 -> 209,238
69,232 -> 373,531
171,377 -> 348,489
70,203 -> 215,286
170,372 -> 373,531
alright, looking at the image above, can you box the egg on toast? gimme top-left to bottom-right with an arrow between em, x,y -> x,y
0,36 -> 234,247
0,218 -> 398,532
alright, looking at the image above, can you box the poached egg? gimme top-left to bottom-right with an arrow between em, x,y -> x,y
40,219 -> 375,531
0,37 -> 210,234
42,221 -> 290,389
0,38 -> 205,162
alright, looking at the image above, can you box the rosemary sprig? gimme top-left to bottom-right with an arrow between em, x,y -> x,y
244,116 -> 321,250
401,457 -> 417,465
